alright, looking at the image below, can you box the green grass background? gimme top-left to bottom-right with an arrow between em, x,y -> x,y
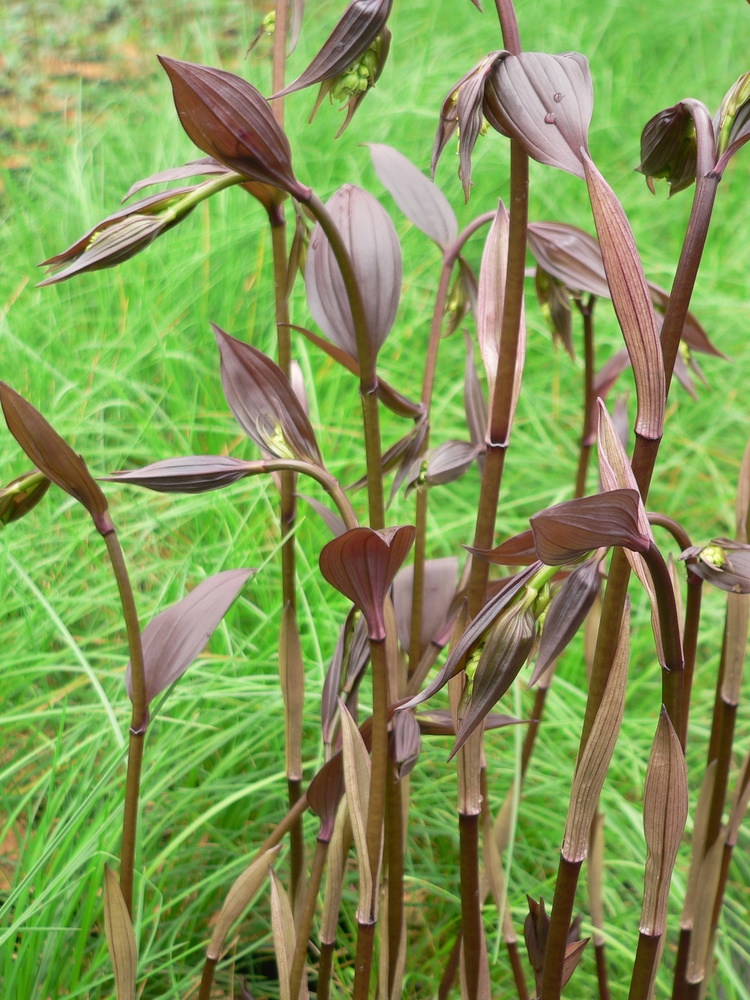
1,0 -> 750,996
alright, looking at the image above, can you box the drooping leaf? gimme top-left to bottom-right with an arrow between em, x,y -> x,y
307,753 -> 346,842
488,52 -> 593,179
561,599 -> 629,862
639,707 -> 689,936
476,200 -> 526,438
121,156 -> 229,202
390,710 -> 421,779
102,455 -> 254,494
213,324 -> 323,466
527,221 -> 610,299
561,938 -> 589,989
399,561 -> 542,711
416,708 -> 522,736
207,847 -> 278,960
125,568 -> 254,708
319,526 -> 415,640
0,469 -> 50,526
391,556 -> 458,654
466,528 -> 537,566
298,493 -> 346,537
529,555 -> 603,685
647,282 -> 725,358
422,440 -> 483,488
583,152 -> 665,440
159,57 -> 309,200
368,143 -> 458,249
529,489 -> 648,565
103,866 -> 137,1000
0,382 -> 111,535
449,602 -> 535,759
305,184 -> 402,361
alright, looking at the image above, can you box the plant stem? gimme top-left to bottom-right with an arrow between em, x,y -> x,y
271,0 -> 287,126
628,933 -> 661,1000
317,943 -> 334,1000
438,930 -> 463,1000
386,762 -> 404,996
408,485 -> 428,673
289,837 -> 329,1000
305,193 -> 384,529
541,104 -> 718,1000
574,297 -> 596,500
643,541 -> 684,740
493,0 -> 521,54
260,459 -> 358,530
539,857 -> 583,997
595,938 -> 611,1000
104,530 -> 145,917
353,921 -> 376,1000
459,813 -> 482,1000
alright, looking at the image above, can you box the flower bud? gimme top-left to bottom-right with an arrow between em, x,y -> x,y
637,102 -> 698,196
0,469 -> 50,526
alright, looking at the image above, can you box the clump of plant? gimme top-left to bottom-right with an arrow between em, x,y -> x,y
3,0 -> 750,997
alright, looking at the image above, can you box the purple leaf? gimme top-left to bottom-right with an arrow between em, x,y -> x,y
125,568 -> 254,707
298,493 -> 346,537
102,455 -> 253,494
391,556 -> 458,654
368,143 -> 458,249
307,752 -> 345,842
288,0 -> 305,55
213,324 -> 322,466
530,489 -> 649,565
529,555 -> 603,685
467,528 -> 538,566
0,383 -> 111,535
527,221 -> 610,299
583,151 -> 665,440
489,52 -> 593,179
416,708 -> 522,736
464,331 -> 487,463
159,57 -> 309,200
121,156 -> 229,202
319,526 -> 415,641
390,710 -> 421,779
305,185 -> 401,361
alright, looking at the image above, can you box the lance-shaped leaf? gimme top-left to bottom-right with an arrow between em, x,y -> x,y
597,399 -> 664,663
269,868 -> 299,1000
464,331 -> 487,463
647,282 -> 724,359
680,760 -> 717,932
583,152 -> 665,439
639,706 -> 689,936
339,699 -> 375,922
279,602 -> 304,782
103,866 -> 137,1000
38,183 -> 221,285
431,53 -> 508,201
416,708 -> 522,736
637,101 -> 703,195
449,601 -> 536,759
103,455 -> 254,494
488,52 -> 593,179
0,382 -> 111,535
368,143 -> 458,249
288,322 -> 422,418
392,556 -> 458,654
467,527 -> 537,566
562,600 -> 630,862
298,493 -> 346,538
713,70 -> 750,173
213,324 -> 322,466
121,155 -> 229,202
527,221 -> 610,299
347,419 -> 425,494
320,797 -> 350,944
0,469 -> 50,526
423,440 -> 482,488
561,938 -> 589,989
273,0 -> 391,97
125,568 -> 254,710
307,753 -> 345,842
321,615 -> 351,750
207,847 -> 279,960
529,555 -> 603,686
476,200 -> 526,437
390,710 -> 421,780
305,184 -> 401,361
535,266 -> 574,358
680,538 -> 750,594
530,489 -> 648,565
400,561 -> 542,711
159,57 -> 309,200
524,895 -> 549,981
319,526 -> 415,640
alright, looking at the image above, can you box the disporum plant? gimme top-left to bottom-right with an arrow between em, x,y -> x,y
3,0 -> 750,998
